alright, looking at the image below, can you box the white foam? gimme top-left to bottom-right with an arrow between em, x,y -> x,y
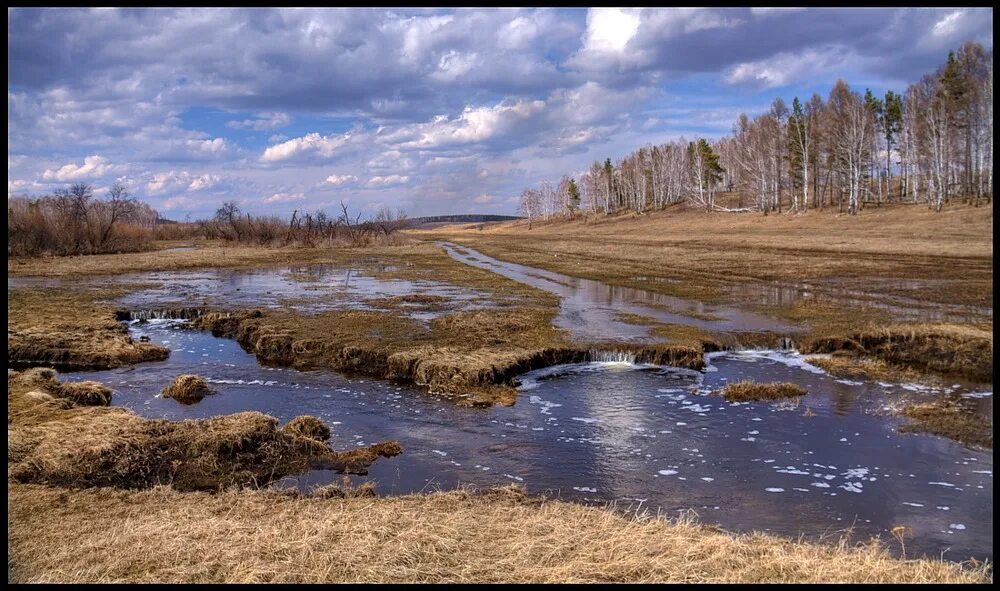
765,487 -> 785,493
949,523 -> 966,530
658,469 -> 678,476
573,486 -> 597,493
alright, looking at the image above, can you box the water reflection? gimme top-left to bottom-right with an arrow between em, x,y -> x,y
440,242 -> 800,343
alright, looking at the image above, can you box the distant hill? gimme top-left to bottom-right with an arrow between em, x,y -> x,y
407,214 -> 521,225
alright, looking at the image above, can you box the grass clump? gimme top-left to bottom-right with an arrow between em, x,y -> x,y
898,398 -> 992,449
282,415 -> 331,442
161,374 -> 215,405
720,379 -> 807,402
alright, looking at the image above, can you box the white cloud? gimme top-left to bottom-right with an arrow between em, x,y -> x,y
725,47 -> 853,88
379,99 -> 546,150
146,170 -> 192,195
264,191 -> 306,203
323,174 -> 359,185
366,174 -> 409,187
261,132 -> 352,162
582,8 -> 641,53
227,111 -> 292,131
187,174 -> 220,191
473,193 -> 494,204
41,155 -> 124,182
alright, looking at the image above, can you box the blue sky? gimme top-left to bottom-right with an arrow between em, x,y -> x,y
7,7 -> 993,219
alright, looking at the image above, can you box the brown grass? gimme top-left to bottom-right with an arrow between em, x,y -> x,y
161,374 -> 215,405
7,369 -> 402,491
806,354 -> 925,384
7,483 -> 989,583
899,398 -> 993,449
282,415 -> 331,442
804,323 -> 993,383
8,287 -> 170,370
720,380 -> 808,402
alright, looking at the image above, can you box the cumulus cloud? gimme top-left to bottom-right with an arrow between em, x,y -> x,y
261,132 -> 353,163
41,155 -> 125,182
366,175 -> 409,187
323,174 -> 359,185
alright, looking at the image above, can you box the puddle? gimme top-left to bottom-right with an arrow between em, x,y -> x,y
61,319 -> 993,563
440,242 -> 800,344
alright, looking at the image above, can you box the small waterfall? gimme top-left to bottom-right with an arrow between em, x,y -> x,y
117,308 -> 206,322
586,349 -> 639,363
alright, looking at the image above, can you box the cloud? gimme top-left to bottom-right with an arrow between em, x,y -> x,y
323,174 -> 359,185
377,98 -> 547,151
261,131 -> 353,163
41,155 -> 125,182
725,46 -> 858,88
264,191 -> 306,203
366,174 -> 409,187
227,111 -> 292,130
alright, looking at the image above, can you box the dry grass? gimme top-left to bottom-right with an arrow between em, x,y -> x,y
282,415 -> 331,442
899,398 -> 993,449
7,483 -> 989,583
161,374 -> 215,405
806,354 -> 926,384
804,323 -> 993,383
720,380 -> 808,402
8,287 -> 170,370
7,369 -> 401,491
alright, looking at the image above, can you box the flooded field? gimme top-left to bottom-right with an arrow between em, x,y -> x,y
10,264 -> 497,321
441,242 -> 799,343
14,243 -> 992,564
67,318 -> 992,562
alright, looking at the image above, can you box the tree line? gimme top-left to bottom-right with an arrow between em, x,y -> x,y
519,42 -> 992,222
9,188 -> 409,256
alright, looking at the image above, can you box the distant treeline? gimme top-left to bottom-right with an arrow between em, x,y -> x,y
519,42 -> 993,221
8,189 -> 410,257
409,214 -> 521,224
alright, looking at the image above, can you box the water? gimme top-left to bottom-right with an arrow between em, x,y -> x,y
67,319 -> 993,562
10,265 -> 495,321
440,242 -> 800,344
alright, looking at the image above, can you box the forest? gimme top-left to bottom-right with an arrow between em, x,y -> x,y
519,42 -> 993,221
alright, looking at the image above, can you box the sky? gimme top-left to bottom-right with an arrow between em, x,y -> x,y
7,7 -> 993,220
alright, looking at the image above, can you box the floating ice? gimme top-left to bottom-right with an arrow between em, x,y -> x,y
658,470 -> 678,476
949,524 -> 966,530
765,488 -> 785,493
573,486 -> 597,493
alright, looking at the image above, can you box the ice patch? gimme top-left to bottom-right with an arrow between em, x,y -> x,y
835,379 -> 864,386
701,477 -> 714,482
658,470 -> 678,476
928,481 -> 956,487
811,482 -> 830,488
949,523 -> 966,530
902,502 -> 924,507
528,395 -> 562,415
431,449 -> 448,457
573,486 -> 597,493
765,488 -> 785,493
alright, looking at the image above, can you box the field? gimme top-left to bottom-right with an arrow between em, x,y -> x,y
6,203 -> 994,583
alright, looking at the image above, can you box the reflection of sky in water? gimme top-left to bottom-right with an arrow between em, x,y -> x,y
68,320 -> 993,563
440,242 -> 800,343
9,265 -> 497,321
